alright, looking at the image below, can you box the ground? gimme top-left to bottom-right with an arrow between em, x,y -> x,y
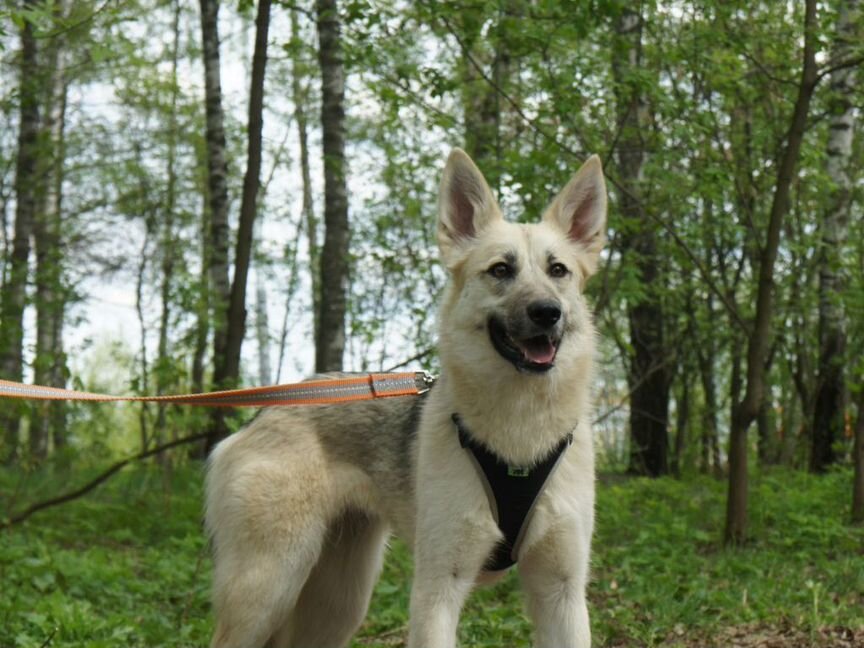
1,463 -> 862,647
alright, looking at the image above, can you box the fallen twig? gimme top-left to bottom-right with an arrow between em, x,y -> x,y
2,431 -> 210,529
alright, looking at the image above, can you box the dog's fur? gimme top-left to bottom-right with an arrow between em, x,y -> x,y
205,149 -> 607,648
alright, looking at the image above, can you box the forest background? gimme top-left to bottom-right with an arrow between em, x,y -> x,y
1,0 -> 863,646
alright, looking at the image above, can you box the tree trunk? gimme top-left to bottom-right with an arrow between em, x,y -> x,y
199,0 -> 231,353
696,193 -> 724,478
315,0 -> 350,373
811,0 -> 860,473
672,378 -> 689,477
695,303 -> 721,477
791,293 -> 815,462
460,4 -> 513,193
725,0 -> 819,545
852,389 -> 864,524
204,0 -> 272,451
1,1 -> 40,462
198,0 -> 233,450
756,399 -> 775,465
275,219 -> 304,384
254,232 -> 271,386
1,179 -> 9,286
133,148 -> 156,451
198,0 -> 231,388
612,7 -> 670,477
192,198 -> 209,395
155,0 -> 182,461
32,1 -> 69,458
290,8 -> 320,338
224,0 -> 271,382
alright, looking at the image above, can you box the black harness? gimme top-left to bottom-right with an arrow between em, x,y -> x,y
452,414 -> 573,572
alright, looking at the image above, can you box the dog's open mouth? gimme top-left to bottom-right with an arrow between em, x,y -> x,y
488,318 -> 559,373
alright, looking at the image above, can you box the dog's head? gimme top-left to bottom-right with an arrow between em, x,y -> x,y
437,149 -> 606,378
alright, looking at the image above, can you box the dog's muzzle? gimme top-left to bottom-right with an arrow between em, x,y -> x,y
488,302 -> 563,373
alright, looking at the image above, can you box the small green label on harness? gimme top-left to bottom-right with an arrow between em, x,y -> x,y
508,466 -> 530,478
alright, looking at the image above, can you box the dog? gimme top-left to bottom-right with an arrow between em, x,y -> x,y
205,148 -> 607,648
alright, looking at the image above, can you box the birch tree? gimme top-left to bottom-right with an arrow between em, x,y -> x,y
315,0 -> 350,372
254,221 -> 272,387
198,0 -> 233,450
811,0 -> 861,473
198,0 -> 230,421
1,1 -> 40,461
201,0 -> 272,451
31,0 -> 69,458
290,7 -> 320,337
154,0 -> 183,458
853,390 -> 864,523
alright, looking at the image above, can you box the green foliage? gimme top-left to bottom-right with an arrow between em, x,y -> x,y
2,0 -> 864,598
2,466 -> 861,647
0,466 -> 211,647
2,0 -> 861,471
591,470 -> 864,645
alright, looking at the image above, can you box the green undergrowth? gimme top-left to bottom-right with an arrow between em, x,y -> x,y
1,465 -> 861,647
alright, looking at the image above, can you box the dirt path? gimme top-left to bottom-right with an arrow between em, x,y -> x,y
630,624 -> 864,648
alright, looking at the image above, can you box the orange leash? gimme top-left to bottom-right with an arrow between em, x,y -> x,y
0,372 -> 434,408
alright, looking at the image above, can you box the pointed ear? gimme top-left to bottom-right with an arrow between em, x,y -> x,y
437,148 -> 502,267
543,154 -> 607,273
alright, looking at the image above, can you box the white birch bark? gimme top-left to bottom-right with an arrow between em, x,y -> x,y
811,0 -> 860,471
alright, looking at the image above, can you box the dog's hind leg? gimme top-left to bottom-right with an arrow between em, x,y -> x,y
207,434 -> 334,648
209,539 -> 322,648
208,512 -> 329,648
270,509 -> 389,648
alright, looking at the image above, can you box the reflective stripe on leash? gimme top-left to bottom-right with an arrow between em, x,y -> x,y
0,372 -> 435,408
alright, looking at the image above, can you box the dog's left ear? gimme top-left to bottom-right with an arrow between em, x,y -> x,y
543,155 -> 607,274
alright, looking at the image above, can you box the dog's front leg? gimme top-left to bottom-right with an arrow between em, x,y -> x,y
408,429 -> 500,648
518,521 -> 592,648
408,412 -> 502,648
407,513 -> 497,648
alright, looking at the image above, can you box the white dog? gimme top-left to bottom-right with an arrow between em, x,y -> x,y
205,148 -> 606,648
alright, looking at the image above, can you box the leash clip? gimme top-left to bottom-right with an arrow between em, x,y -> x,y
416,371 -> 436,394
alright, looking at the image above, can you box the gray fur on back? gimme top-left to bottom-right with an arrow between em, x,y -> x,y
249,390 -> 428,501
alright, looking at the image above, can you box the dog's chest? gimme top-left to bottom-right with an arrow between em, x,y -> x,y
453,414 -> 572,571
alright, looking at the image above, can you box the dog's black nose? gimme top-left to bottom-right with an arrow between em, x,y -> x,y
527,301 -> 561,328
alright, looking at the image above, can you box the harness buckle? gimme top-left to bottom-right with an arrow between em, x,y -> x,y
416,371 -> 436,394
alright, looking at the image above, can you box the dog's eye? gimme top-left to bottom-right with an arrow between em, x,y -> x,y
549,262 -> 569,278
488,262 -> 514,280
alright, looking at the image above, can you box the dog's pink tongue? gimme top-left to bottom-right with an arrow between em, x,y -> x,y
521,337 -> 556,364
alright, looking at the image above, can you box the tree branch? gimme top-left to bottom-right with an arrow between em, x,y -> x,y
432,8 -> 586,159
429,3 -> 748,334
383,347 -> 435,372
2,431 -> 210,529
816,53 -> 864,83
593,355 -> 675,427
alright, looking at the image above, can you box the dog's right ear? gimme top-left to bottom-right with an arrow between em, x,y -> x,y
438,148 -> 501,268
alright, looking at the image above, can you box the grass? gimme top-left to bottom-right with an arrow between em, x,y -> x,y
1,464 -> 862,647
